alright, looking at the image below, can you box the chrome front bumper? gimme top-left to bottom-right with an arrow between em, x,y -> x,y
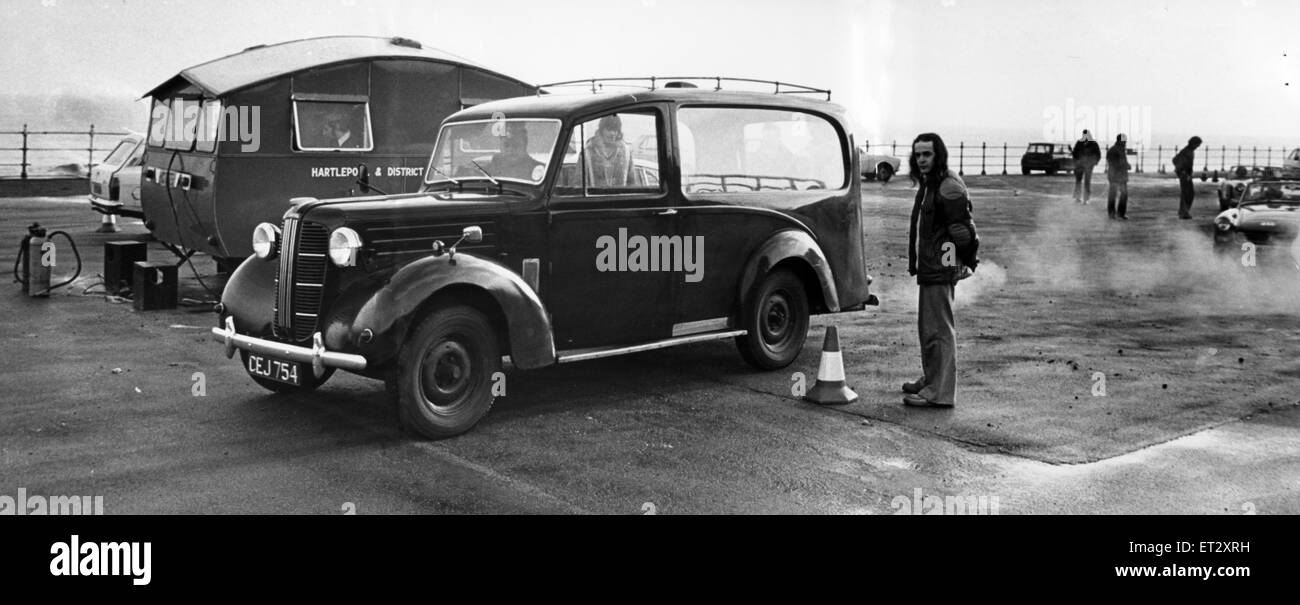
211,316 -> 367,378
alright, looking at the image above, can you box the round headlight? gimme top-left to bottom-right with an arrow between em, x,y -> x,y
328,227 -> 363,267
252,223 -> 280,260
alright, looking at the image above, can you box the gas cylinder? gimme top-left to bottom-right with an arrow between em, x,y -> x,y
25,223 -> 50,297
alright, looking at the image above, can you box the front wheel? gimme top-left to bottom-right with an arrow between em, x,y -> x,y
735,269 -> 810,370
393,305 -> 500,439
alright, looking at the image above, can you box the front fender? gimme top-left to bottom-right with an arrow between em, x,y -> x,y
738,229 -> 839,313
351,253 -> 556,370
221,255 -> 274,334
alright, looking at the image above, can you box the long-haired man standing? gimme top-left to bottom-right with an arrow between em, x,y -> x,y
904,133 -> 979,407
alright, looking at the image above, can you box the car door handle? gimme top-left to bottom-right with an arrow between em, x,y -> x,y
658,208 -> 677,215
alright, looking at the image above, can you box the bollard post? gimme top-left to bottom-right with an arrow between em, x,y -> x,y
1252,146 -> 1257,166
1236,146 -> 1242,166
1002,142 -> 1007,175
87,124 -> 95,181
980,142 -> 987,176
1220,145 -> 1225,171
1157,145 -> 1163,174
891,140 -> 896,157
20,124 -> 29,180
1266,147 -> 1271,166
958,141 -> 964,176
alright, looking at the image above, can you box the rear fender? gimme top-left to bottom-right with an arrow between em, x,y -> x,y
738,230 -> 839,313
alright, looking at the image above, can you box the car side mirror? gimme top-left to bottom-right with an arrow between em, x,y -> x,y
461,226 -> 483,244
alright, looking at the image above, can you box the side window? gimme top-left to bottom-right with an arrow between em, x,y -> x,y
557,112 -> 661,196
147,98 -> 170,148
195,100 -> 221,153
676,107 -> 845,193
294,100 -> 372,151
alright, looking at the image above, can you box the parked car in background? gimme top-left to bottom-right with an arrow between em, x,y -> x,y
1020,142 -> 1073,175
1286,148 -> 1300,177
858,145 -> 901,182
212,82 -> 877,438
88,133 -> 144,218
1217,165 -> 1283,211
1213,180 -> 1300,267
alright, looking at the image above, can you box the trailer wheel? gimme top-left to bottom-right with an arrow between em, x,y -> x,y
877,164 -> 895,183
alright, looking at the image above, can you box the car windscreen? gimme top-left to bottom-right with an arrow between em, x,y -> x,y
425,119 -> 561,186
102,139 -> 138,166
1241,182 -> 1300,203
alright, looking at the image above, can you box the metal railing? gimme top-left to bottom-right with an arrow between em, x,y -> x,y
864,141 -> 1298,181
0,124 -> 132,180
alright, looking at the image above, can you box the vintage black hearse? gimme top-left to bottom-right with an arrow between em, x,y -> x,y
212,80 -> 877,438
141,36 -> 535,268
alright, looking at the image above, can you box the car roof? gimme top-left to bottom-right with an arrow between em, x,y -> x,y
449,89 -> 849,124
143,36 -> 529,98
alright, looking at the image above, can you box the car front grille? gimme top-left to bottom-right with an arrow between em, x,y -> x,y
271,217 -> 330,343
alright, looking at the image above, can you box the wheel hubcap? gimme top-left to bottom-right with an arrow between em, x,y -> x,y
761,292 -> 792,344
420,339 -> 472,409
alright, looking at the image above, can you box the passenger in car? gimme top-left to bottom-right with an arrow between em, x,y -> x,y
749,123 -> 797,178
584,115 -> 635,187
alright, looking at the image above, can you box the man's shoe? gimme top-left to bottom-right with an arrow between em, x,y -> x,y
903,394 -> 953,408
903,380 -> 924,394
1119,215 -> 1128,220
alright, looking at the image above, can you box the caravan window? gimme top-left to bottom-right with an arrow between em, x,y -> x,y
195,100 -> 222,153
294,99 -> 373,152
163,99 -> 200,151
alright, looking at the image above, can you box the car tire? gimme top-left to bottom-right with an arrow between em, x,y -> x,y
1021,165 -> 1030,175
877,164 -> 895,183
393,305 -> 500,439
735,268 -> 810,370
1047,166 -> 1058,176
240,350 -> 335,394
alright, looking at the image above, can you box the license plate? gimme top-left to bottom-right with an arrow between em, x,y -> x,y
246,352 -> 301,386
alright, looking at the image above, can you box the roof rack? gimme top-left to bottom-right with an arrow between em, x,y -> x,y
537,77 -> 832,101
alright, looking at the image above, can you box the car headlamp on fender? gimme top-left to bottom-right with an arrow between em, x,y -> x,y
252,223 -> 280,259
329,227 -> 363,267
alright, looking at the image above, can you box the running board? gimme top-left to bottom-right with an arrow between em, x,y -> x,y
555,330 -> 747,364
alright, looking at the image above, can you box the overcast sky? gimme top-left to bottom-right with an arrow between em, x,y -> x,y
2,0 -> 1296,145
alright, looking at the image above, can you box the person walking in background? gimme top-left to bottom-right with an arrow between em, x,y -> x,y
1072,129 -> 1101,203
903,133 -> 979,408
1106,134 -> 1131,219
1172,136 -> 1202,219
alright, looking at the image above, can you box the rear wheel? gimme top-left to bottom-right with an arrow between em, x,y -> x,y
735,269 -> 810,370
392,305 -> 500,439
1021,165 -> 1031,175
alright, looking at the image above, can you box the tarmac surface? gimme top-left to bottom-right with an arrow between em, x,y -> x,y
1,175 -> 1297,514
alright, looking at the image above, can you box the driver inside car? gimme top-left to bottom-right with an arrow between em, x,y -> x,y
484,123 -> 544,182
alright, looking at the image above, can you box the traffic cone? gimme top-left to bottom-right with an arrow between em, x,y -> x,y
96,213 -> 120,233
803,326 -> 858,405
